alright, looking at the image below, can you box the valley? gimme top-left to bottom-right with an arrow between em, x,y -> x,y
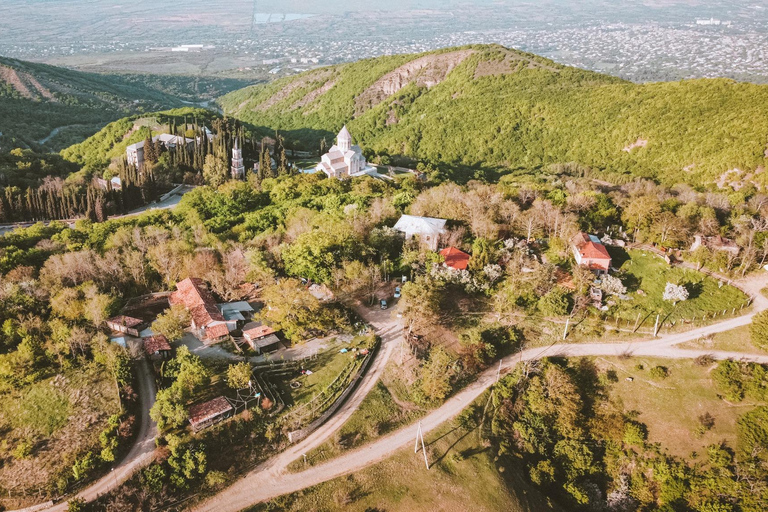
1,19 -> 768,512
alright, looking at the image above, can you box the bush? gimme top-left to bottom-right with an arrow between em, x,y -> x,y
72,452 -> 96,481
695,354 -> 715,367
649,366 -> 669,379
536,287 -> 571,316
623,422 -> 647,446
12,439 -> 32,460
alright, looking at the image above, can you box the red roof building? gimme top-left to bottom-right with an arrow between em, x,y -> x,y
106,315 -> 147,337
439,247 -> 471,271
188,396 -> 234,432
169,278 -> 229,342
571,232 -> 612,274
242,322 -> 281,354
143,335 -> 172,359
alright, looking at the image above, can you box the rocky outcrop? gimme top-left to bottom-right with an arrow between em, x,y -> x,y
254,69 -> 334,112
353,49 -> 476,116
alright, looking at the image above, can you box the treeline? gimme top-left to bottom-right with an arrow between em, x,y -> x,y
486,358 -> 768,511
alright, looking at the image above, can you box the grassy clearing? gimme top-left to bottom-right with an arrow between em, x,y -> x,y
287,380 -> 423,471
597,356 -> 764,459
608,249 -> 748,330
253,419 -> 554,512
0,364 -> 119,501
678,324 -> 768,354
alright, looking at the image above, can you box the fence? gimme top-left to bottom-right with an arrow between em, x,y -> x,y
285,339 -> 380,442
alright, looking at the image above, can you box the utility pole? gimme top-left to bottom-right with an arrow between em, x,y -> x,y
653,314 -> 660,337
414,421 -> 429,470
562,317 -> 570,340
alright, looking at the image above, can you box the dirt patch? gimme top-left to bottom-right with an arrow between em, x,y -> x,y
0,65 -> 34,99
622,138 -> 648,152
292,77 -> 338,112
354,49 -> 476,116
255,68 -> 334,112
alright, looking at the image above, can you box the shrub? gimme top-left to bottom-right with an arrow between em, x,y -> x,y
12,439 -> 32,460
72,452 -> 96,481
623,422 -> 647,446
695,354 -> 715,366
712,360 -> 745,402
649,366 -> 669,379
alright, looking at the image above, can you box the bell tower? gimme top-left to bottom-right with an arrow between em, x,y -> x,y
231,138 -> 245,179
337,125 -> 352,152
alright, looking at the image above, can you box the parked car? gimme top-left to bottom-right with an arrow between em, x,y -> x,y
380,299 -> 388,310
394,287 -> 401,299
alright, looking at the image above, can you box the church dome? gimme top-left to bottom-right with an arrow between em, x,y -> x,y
338,125 -> 352,143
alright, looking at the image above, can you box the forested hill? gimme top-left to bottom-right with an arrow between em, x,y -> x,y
219,44 -> 768,184
0,57 -> 185,151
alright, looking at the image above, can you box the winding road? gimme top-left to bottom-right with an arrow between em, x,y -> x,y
192,272 -> 768,512
19,271 -> 768,512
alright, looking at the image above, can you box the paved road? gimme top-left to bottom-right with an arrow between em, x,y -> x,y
0,185 -> 195,236
191,273 -> 768,512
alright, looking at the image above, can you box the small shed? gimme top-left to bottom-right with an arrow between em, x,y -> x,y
217,301 -> 255,330
242,322 -> 281,354
189,396 -> 234,432
143,335 -> 172,360
106,315 -> 147,337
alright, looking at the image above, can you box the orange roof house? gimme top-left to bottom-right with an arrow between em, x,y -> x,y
571,232 -> 612,274
169,278 -> 229,343
439,247 -> 471,271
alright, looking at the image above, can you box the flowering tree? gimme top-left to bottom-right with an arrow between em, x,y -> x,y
600,275 -> 627,295
663,282 -> 689,304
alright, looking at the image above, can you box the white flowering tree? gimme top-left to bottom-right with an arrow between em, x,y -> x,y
600,275 -> 627,296
663,282 -> 689,305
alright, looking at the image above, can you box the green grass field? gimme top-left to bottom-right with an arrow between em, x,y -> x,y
609,249 -> 748,329
0,365 -> 120,504
599,356 -> 764,459
678,324 -> 768,355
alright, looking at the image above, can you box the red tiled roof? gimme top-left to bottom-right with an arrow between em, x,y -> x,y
188,396 -> 233,426
170,278 -> 225,328
204,323 -> 230,340
143,335 -> 171,355
439,247 -> 471,270
106,315 -> 145,328
578,241 -> 611,261
243,323 -> 276,340
572,232 -> 611,271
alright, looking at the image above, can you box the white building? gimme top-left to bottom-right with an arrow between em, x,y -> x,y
126,134 -> 194,169
316,126 -> 376,179
393,215 -> 447,251
231,138 -> 245,179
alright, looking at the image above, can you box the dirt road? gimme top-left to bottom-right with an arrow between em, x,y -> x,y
17,357 -> 158,512
191,273 -> 768,512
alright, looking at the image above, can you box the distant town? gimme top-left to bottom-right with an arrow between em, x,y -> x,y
1,2 -> 767,83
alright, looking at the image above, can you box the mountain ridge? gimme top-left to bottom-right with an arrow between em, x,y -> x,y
218,44 -> 768,185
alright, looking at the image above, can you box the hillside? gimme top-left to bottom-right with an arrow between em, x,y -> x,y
219,44 -> 768,184
0,57 -> 188,151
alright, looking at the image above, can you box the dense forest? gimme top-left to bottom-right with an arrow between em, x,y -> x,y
219,44 -> 768,184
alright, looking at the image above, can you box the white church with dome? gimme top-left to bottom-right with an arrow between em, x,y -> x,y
316,126 -> 377,179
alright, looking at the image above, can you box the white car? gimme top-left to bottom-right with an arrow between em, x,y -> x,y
394,287 -> 401,299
